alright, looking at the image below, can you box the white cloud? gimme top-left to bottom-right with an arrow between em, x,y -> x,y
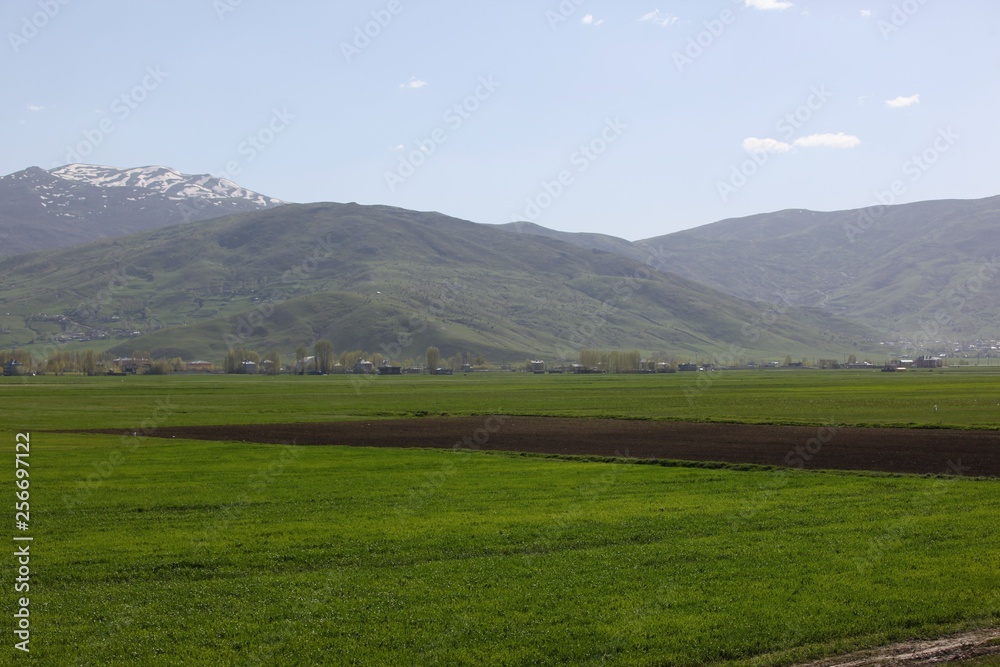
581,14 -> 604,26
743,137 -> 792,153
391,144 -> 405,151
743,133 -> 862,153
793,133 -> 862,149
744,0 -> 794,10
860,9 -> 872,17
639,10 -> 679,27
885,94 -> 920,108
26,104 -> 44,112
399,77 -> 427,90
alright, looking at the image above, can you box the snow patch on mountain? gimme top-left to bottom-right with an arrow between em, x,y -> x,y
49,164 -> 285,207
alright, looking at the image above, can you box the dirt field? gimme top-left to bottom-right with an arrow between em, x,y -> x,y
797,627 -> 1000,666
131,417 -> 1000,477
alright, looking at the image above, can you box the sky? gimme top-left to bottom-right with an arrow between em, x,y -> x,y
3,0 -> 999,240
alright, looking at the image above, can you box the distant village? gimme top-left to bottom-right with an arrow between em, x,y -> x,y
5,340 -> 1000,378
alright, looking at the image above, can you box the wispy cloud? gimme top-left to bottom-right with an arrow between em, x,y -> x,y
26,104 -> 44,112
860,9 -> 873,17
639,10 -> 679,27
399,77 -> 427,90
794,133 -> 862,149
581,14 -> 604,26
885,94 -> 920,108
745,0 -> 794,10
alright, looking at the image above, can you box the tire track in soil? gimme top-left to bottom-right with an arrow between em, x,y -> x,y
795,627 -> 1000,666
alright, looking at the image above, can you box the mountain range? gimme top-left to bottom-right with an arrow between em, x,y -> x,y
0,163 -> 996,364
502,195 -> 1000,345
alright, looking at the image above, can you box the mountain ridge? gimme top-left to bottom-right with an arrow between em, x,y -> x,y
0,202 -> 876,363
500,195 -> 1000,346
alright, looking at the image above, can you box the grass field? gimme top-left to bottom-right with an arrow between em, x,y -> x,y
5,367 -> 1000,432
2,370 -> 998,665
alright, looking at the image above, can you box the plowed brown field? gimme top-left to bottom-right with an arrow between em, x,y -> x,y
125,417 -> 999,477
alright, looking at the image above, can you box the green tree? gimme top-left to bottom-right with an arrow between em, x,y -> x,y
80,349 -> 98,376
578,349 -> 601,370
339,350 -> 366,372
314,340 -> 334,374
147,360 -> 173,375
264,351 -> 282,375
224,348 -> 260,374
426,346 -> 440,371
295,345 -> 308,374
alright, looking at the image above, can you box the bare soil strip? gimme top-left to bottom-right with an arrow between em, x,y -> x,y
115,417 -> 1000,477
796,627 -> 1000,666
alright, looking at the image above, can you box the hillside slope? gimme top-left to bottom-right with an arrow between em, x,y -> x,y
0,203 -> 876,363
636,197 -> 1000,343
501,196 -> 1000,345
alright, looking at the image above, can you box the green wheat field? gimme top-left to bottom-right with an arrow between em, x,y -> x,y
2,369 -> 998,665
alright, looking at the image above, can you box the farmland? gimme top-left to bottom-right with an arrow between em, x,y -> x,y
2,369 -> 998,665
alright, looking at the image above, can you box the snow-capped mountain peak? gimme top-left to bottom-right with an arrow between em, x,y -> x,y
49,164 -> 285,207
0,163 -> 287,256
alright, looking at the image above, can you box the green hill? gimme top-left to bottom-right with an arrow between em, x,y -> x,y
0,203 -> 877,365
635,196 -> 1000,343
501,196 -> 1000,348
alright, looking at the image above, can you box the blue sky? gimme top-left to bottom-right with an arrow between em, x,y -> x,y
3,0 -> 999,239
